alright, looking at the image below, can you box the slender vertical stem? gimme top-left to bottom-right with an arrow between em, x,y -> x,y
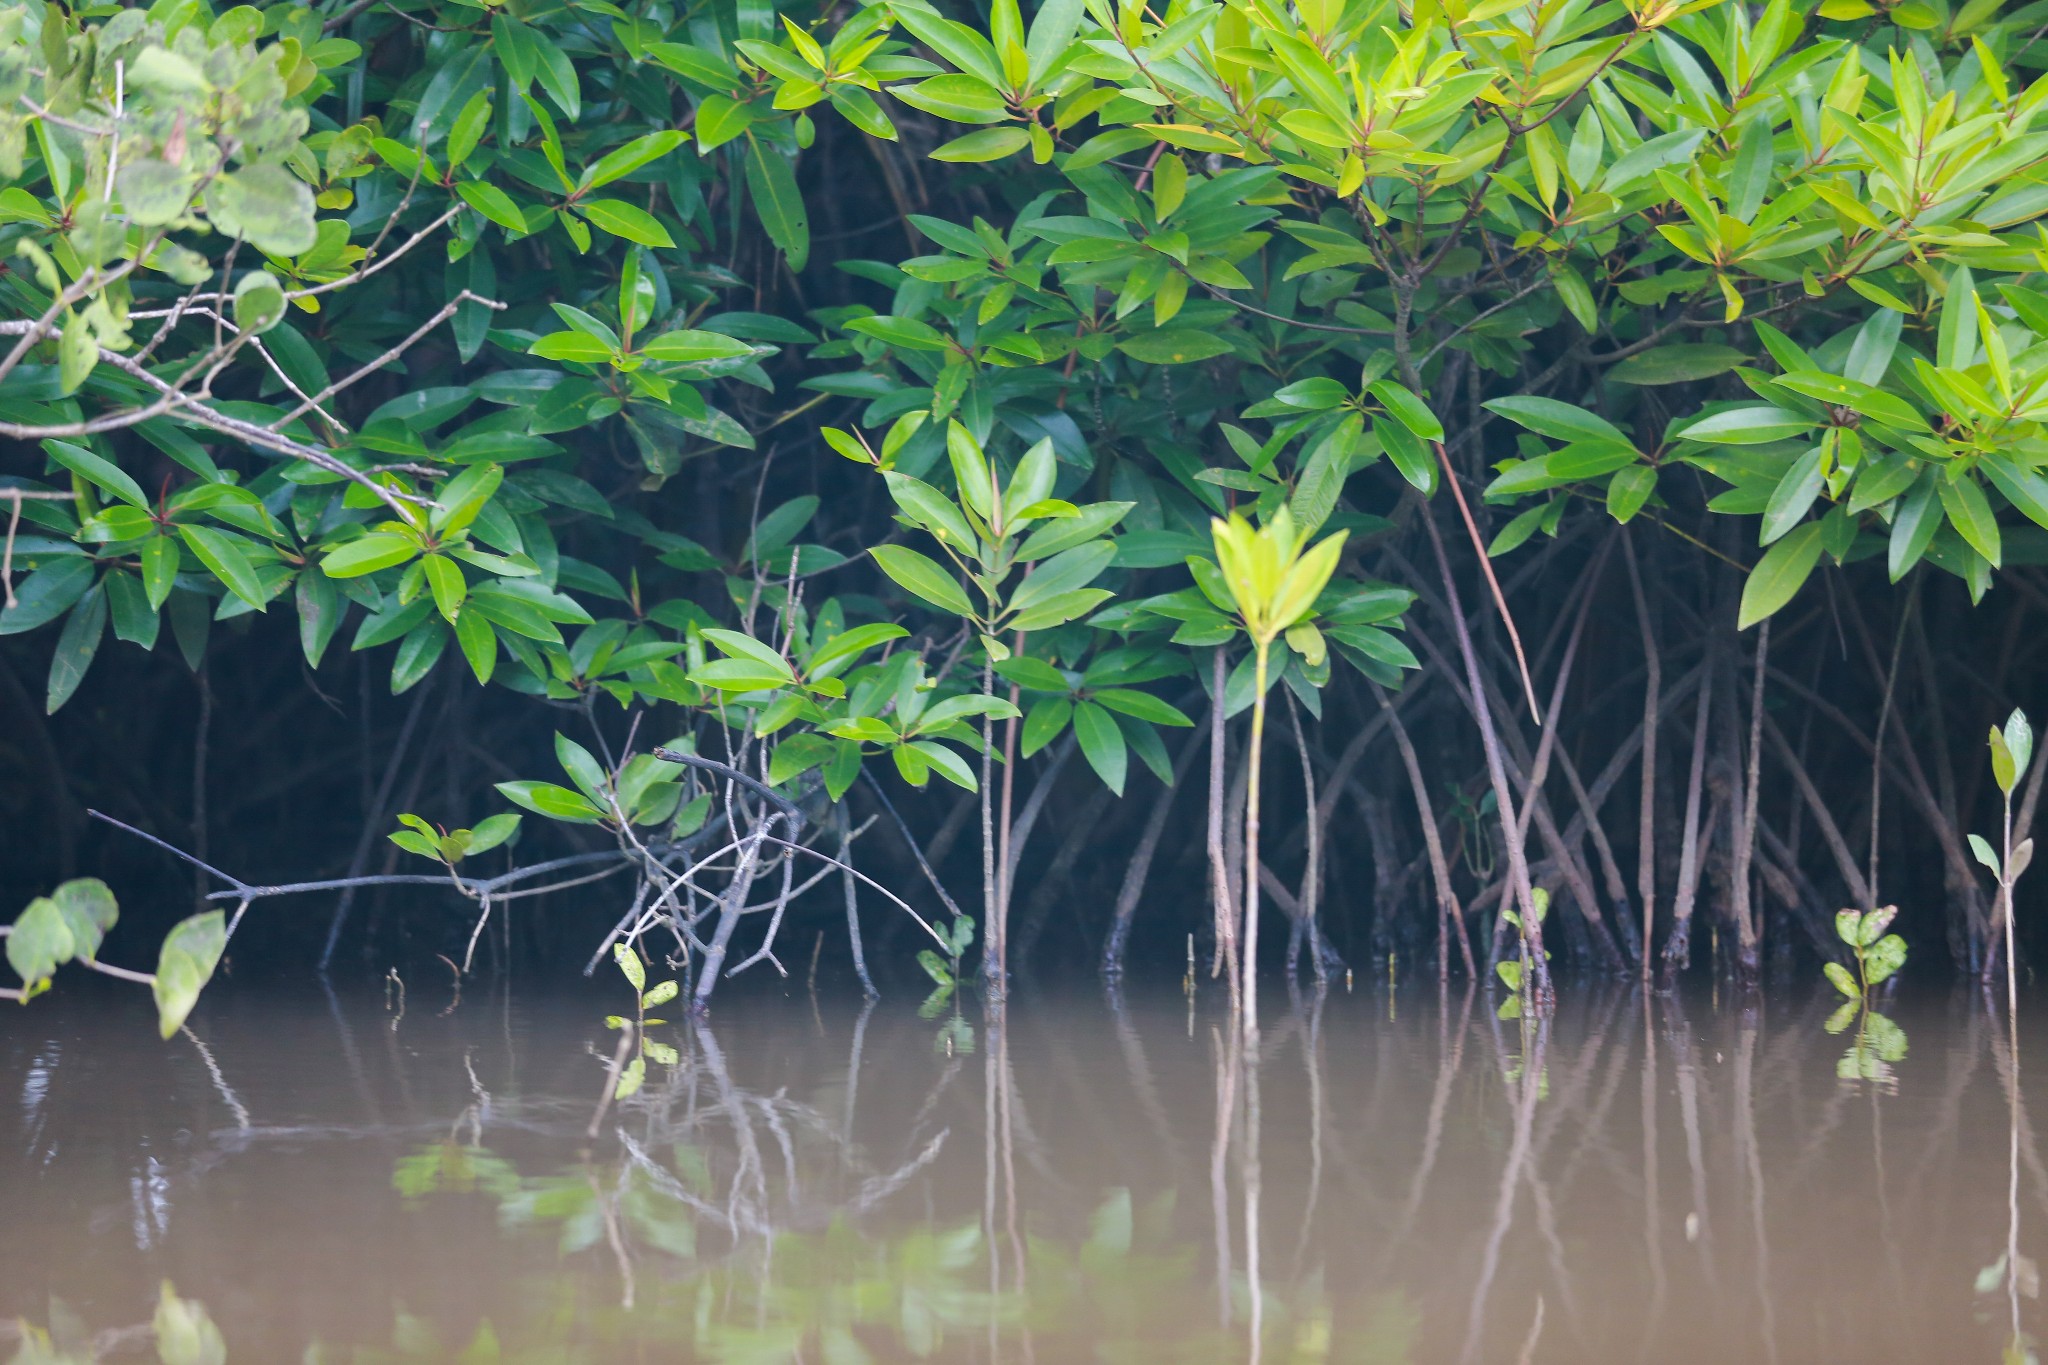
1663,661 -> 1716,979
980,661 -> 1001,993
1868,593 -> 1911,910
1624,532 -> 1660,979
2005,792 -> 2017,1023
1242,640 -> 1269,1043
1731,619 -> 1768,973
1421,503 -> 1551,1006
1373,679 -> 1474,979
994,627 -> 1025,945
1209,647 -> 1240,1003
193,664 -> 212,910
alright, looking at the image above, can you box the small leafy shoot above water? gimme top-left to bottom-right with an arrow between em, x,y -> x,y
389,812 -> 523,867
1826,905 -> 1907,1004
1494,888 -> 1550,1020
1974,708 -> 2035,1014
607,943 -> 677,1100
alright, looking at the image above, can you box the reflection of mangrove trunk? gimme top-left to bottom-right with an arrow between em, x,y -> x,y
1244,1032 -> 1264,1365
1460,1015 -> 1548,1364
1209,1024 -> 1239,1327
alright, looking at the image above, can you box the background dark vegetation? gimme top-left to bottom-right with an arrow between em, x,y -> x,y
7,0 -> 2048,996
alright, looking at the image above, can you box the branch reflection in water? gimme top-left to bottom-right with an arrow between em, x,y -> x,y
2,981 -> 2045,1362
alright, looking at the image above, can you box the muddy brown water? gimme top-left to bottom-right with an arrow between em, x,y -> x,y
0,980 -> 2037,1362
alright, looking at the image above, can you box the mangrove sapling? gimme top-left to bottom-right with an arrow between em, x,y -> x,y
1824,906 -> 1909,1011
836,418 -> 1130,989
1494,889 -> 1552,1021
1210,507 -> 1348,1040
605,943 -> 680,1102
1972,708 -> 2037,1013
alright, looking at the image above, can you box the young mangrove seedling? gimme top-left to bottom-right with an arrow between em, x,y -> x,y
1825,905 -> 1907,1007
1972,708 -> 2036,1016
606,942 -> 679,1099
1210,505 -> 1347,1039
1495,888 -> 1551,1020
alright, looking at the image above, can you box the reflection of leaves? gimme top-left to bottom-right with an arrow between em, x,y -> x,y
918,981 -> 955,1018
393,1143 -> 522,1200
1864,1011 -> 1909,1063
1825,1001 -> 1860,1035
934,1015 -> 976,1055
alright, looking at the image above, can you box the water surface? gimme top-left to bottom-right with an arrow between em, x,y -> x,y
2,980 -> 2038,1361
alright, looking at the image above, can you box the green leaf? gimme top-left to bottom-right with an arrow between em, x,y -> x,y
178,526 -> 267,609
744,135 -> 809,271
231,270 -> 286,335
322,533 -> 420,578
1607,465 -> 1657,523
1970,832 -> 2002,873
1759,446 -> 1824,545
204,164 -> 317,257
48,879 -> 117,961
613,941 -> 646,993
1483,397 -> 1630,446
154,1283 -> 226,1365
1675,406 -> 1814,445
0,557 -> 94,636
1022,696 -> 1073,756
1888,474 -> 1941,582
1606,344 -> 1748,385
2007,709 -> 2034,784
466,812 -> 522,857
1863,934 -> 1907,987
1376,420 -> 1434,492
45,583 -> 106,713
1938,476 -> 2001,568
642,978 -> 679,1008
142,536 -> 180,611
1118,330 -> 1235,364
530,331 -> 618,364
576,199 -> 676,248
1072,699 -> 1127,795
1736,522 -> 1824,630
640,330 -> 755,363
579,131 -> 688,192
1366,381 -> 1444,441
495,780 -> 607,823
1091,688 -> 1192,726
870,545 -> 975,617
45,439 -> 148,508
1824,960 -> 1861,1000
457,180 -> 529,232
931,127 -> 1031,162
455,606 -> 496,682
154,911 -> 227,1039
7,897 -> 75,986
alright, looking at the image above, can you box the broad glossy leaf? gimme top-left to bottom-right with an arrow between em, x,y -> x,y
154,911 -> 227,1039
